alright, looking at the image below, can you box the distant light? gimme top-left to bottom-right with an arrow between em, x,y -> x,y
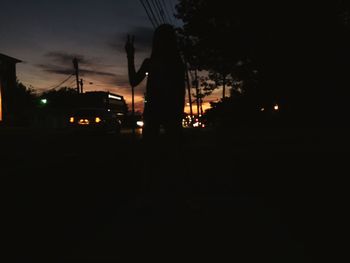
137,121 -> 144,127
79,119 -> 90,125
108,109 -> 111,112
145,72 -> 149,76
41,99 -> 48,104
274,104 -> 279,111
193,122 -> 200,127
108,94 -> 122,100
186,103 -> 190,106
261,108 -> 265,112
95,117 -> 102,123
69,117 -> 75,123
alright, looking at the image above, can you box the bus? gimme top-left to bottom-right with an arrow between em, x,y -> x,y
68,91 -> 127,133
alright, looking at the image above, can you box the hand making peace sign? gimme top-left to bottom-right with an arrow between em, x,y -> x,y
125,35 -> 135,58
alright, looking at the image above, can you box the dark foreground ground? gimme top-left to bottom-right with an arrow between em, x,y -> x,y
1,126 -> 345,262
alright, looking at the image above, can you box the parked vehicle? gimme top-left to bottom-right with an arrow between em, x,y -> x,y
68,92 -> 127,134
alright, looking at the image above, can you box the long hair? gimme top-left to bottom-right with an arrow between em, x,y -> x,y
151,24 -> 182,63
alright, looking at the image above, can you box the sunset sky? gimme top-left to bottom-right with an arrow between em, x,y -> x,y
0,0 -> 220,113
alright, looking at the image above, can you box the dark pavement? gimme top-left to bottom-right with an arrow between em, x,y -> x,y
1,126 -> 337,262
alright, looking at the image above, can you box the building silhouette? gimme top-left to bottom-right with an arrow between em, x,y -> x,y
0,53 -> 22,122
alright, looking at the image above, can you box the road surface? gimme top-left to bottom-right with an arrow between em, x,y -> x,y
1,126 -> 331,262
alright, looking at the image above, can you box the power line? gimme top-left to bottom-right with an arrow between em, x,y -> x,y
141,0 -> 157,26
139,0 -> 157,28
59,79 -> 76,90
161,0 -> 175,25
154,0 -> 167,24
67,78 -> 76,87
154,0 -> 166,24
150,0 -> 164,24
145,0 -> 161,26
47,74 -> 74,90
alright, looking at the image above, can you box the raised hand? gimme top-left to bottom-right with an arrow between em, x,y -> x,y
125,34 -> 135,58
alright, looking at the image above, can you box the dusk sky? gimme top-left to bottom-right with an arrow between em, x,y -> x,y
0,0 -> 219,112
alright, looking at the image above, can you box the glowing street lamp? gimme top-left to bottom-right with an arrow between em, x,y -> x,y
136,121 -> 144,127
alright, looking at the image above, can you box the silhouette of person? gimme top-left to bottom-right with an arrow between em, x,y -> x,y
126,24 -> 185,142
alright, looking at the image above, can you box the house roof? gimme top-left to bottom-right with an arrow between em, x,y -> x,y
0,53 -> 22,64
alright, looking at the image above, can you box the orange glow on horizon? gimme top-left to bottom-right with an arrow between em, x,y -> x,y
130,101 -> 212,116
184,101 -> 212,115
31,79 -> 216,116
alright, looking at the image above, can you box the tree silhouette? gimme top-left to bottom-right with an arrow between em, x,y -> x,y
36,87 -> 79,128
40,87 -> 78,111
176,0 -> 333,126
176,0 -> 258,100
5,80 -> 37,125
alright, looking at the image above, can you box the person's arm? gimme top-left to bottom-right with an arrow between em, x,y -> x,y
127,57 -> 149,88
125,35 -> 149,87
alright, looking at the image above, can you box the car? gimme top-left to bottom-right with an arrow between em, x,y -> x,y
68,107 -> 122,134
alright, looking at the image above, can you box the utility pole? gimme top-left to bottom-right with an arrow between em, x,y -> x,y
222,75 -> 226,99
131,85 -> 136,138
200,97 -> 204,116
194,69 -> 200,117
80,79 -> 84,94
185,64 -> 193,118
73,58 -> 80,94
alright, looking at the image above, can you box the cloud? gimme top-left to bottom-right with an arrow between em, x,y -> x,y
36,64 -> 73,75
37,64 -> 117,78
44,51 -> 93,66
38,50 -> 145,96
102,74 -> 129,87
80,69 -> 116,77
109,26 -> 154,53
38,51 -> 119,78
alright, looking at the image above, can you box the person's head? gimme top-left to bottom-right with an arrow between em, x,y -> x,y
151,24 -> 180,60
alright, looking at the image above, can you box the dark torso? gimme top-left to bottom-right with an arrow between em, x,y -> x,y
143,58 -> 185,122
